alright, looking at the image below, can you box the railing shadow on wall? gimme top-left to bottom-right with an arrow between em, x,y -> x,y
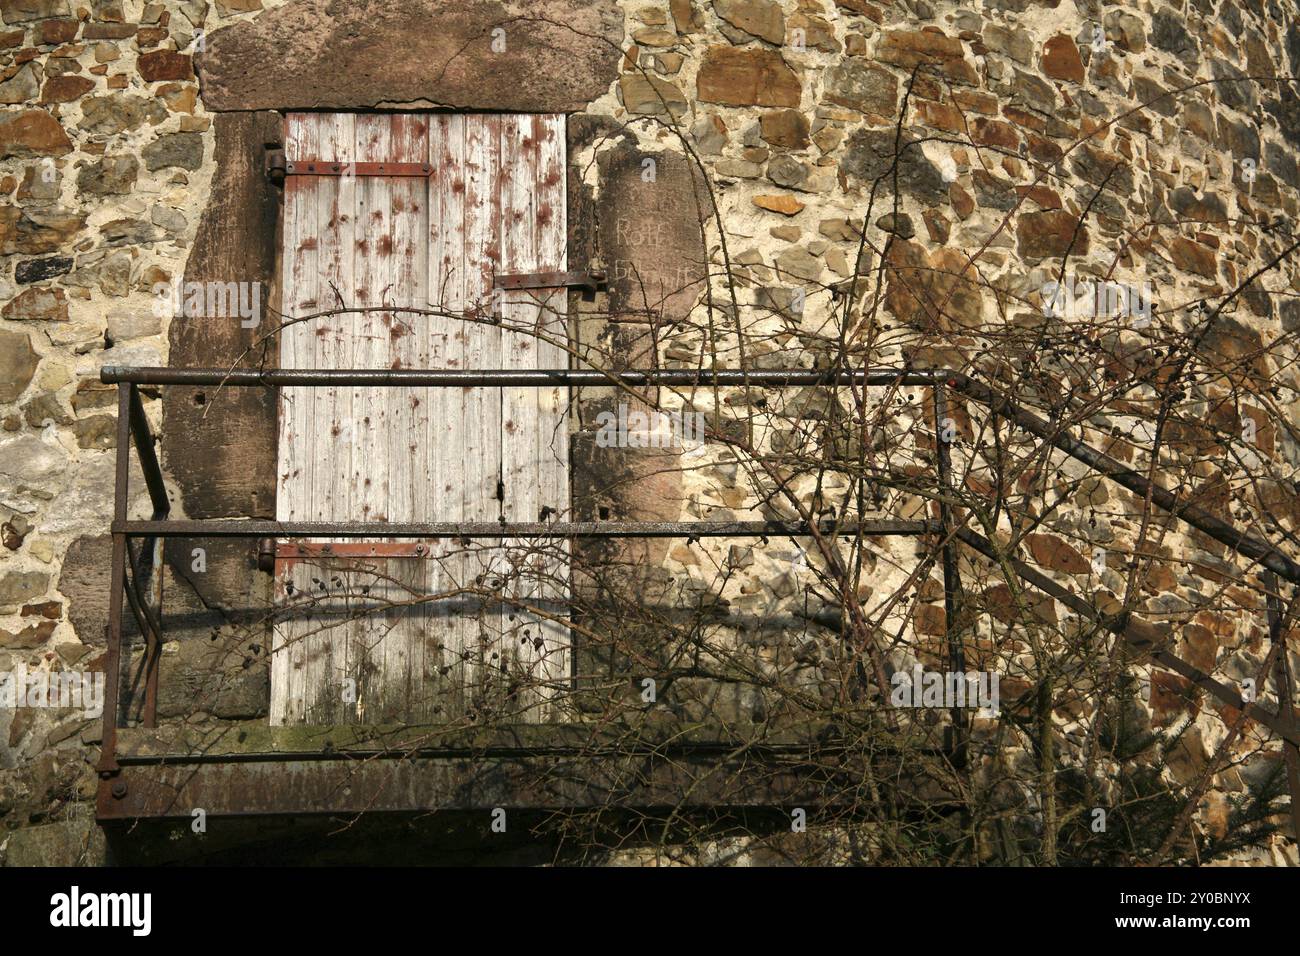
93,364 -> 1300,821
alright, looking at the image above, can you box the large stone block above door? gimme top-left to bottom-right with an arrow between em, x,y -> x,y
195,0 -> 624,113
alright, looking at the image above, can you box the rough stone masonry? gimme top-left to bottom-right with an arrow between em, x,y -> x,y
2,0 -> 1300,865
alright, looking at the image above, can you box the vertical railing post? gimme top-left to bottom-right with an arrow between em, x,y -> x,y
1263,570 -> 1300,843
97,383 -> 133,779
934,380 -> 967,765
128,384 -> 167,727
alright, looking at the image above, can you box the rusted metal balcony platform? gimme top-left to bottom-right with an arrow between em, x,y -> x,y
93,365 -> 1300,827
95,719 -> 951,821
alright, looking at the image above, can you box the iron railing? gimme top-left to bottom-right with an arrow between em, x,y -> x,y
93,364 -> 1300,821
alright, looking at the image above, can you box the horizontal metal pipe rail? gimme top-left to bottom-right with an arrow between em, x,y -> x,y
96,366 -> 1300,819
114,519 -> 936,539
100,366 -> 945,387
99,365 -> 1300,584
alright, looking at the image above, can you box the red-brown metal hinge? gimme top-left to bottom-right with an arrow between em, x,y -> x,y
494,269 -> 607,300
285,160 -> 434,178
265,149 -> 433,183
494,270 -> 606,292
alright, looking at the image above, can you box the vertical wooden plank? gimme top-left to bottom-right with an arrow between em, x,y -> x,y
349,113 -> 392,720
461,113 -> 504,523
461,114 -> 506,714
272,112 -> 321,726
533,114 -> 572,713
428,113 -> 471,719
383,112 -> 429,719
499,112 -> 541,716
499,114 -> 570,717
305,110 -> 356,724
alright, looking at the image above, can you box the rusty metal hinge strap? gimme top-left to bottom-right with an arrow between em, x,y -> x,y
287,160 -> 433,177
265,150 -> 433,182
494,270 -> 607,293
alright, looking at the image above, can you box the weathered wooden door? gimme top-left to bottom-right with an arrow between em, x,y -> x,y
272,112 -> 570,726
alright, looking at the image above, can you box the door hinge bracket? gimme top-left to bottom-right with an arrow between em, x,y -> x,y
266,147 -> 286,186
494,269 -> 607,300
266,150 -> 434,184
294,159 -> 433,178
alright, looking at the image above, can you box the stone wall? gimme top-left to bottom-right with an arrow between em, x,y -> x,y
2,0 -> 1300,864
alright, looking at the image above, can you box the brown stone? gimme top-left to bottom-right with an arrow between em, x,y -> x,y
72,414 -> 115,449
1179,623 -> 1217,673
921,208 -> 949,243
759,109 -> 809,148
197,0 -> 623,112
983,583 -> 1058,626
39,18 -> 77,43
21,599 -> 61,618
1,520 -> 23,549
670,0 -> 703,32
618,75 -> 686,118
0,619 -> 56,648
137,49 -> 192,81
788,12 -> 837,52
884,240 -> 983,332
0,109 -> 71,159
136,24 -> 169,47
155,82 -> 197,113
1016,209 -> 1089,259
82,23 -> 135,39
1150,671 -> 1197,726
0,0 -> 70,22
631,27 -> 675,48
823,59 -> 897,115
1025,533 -> 1090,574
697,46 -> 800,107
1183,99 -> 1215,141
713,0 -> 784,44
915,99 -> 963,132
0,28 -> 22,47
0,570 -> 48,606
573,436 -> 684,581
40,73 -> 92,102
76,152 -> 139,195
972,117 -> 1020,150
0,61 -> 40,104
2,286 -> 67,321
1041,34 -> 1084,82
753,193 -> 804,215
913,602 -> 945,636
1024,132 -> 1063,165
0,329 -> 39,402
1168,235 -> 1218,279
835,0 -> 881,18
1015,183 -> 1061,210
78,94 -> 166,133
876,28 -> 976,84
0,204 -> 85,254
1196,317 -> 1269,386
949,182 -> 974,219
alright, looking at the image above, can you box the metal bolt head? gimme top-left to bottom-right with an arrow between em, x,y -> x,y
111,781 -> 128,799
